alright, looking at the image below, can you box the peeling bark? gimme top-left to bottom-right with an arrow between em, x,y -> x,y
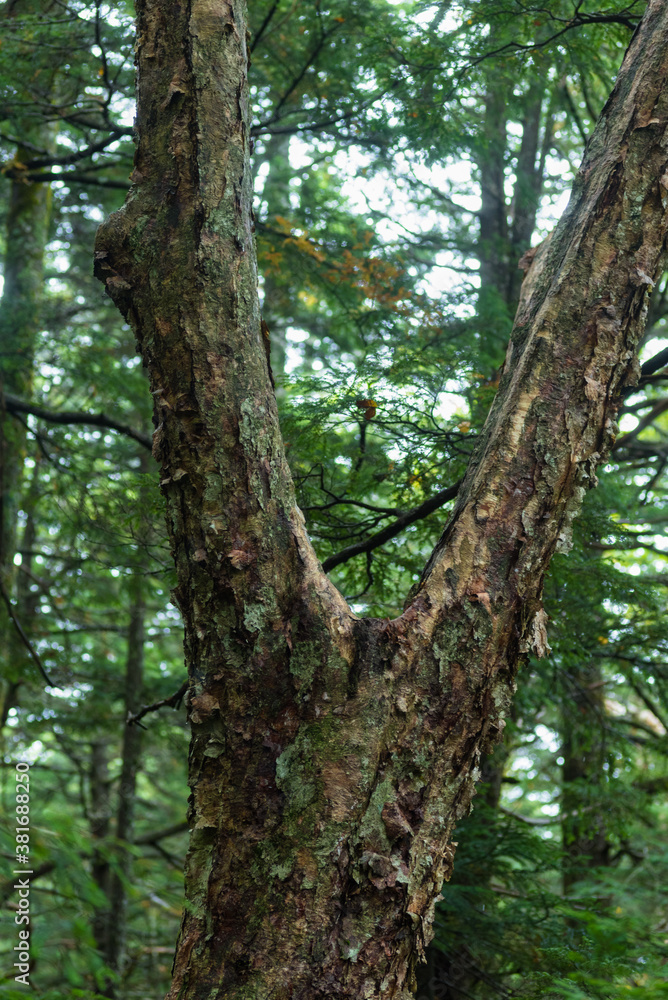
94,2 -> 668,997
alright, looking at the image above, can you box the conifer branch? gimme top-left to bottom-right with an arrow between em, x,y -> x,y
0,579 -> 53,686
322,480 -> 462,572
3,393 -> 152,450
127,681 -> 189,728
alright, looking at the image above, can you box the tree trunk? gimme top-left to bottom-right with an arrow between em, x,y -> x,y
0,473 -> 40,731
477,83 -> 508,296
0,138 -> 51,579
90,738 -> 113,955
561,663 -> 610,898
415,745 -> 511,1000
507,76 -> 551,305
94,2 -> 668,996
99,562 -> 147,996
256,129 -> 293,391
0,4 -> 54,712
88,450 -> 150,994
0,149 -> 51,723
475,56 -> 551,364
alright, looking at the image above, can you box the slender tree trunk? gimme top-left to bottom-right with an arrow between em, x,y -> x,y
0,150 -> 50,578
90,739 -> 113,954
90,450 -> 150,994
1,478 -> 40,730
561,663 -> 609,898
476,66 -> 550,361
507,77 -> 550,305
0,149 -> 51,715
98,564 -> 146,996
477,80 -> 509,297
95,2 -> 668,996
256,130 -> 293,390
415,745 -> 510,1000
0,2 -> 54,705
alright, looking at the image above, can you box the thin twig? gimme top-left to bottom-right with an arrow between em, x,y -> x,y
0,579 -> 53,685
3,168 -> 130,189
322,480 -> 462,572
251,0 -> 280,52
4,393 -> 152,450
127,681 -> 188,727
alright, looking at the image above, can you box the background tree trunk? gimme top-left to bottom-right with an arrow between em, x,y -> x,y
94,1 -> 668,996
561,663 -> 610,898
0,148 -> 51,711
94,560 -> 147,997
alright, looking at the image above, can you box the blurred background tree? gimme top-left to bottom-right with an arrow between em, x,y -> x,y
1,1 -> 667,997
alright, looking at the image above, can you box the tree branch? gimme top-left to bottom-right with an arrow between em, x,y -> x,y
133,820 -> 190,845
498,805 -> 558,826
322,480 -> 462,572
3,393 -> 152,450
2,168 -> 130,189
22,131 -> 128,169
466,11 -> 640,73
127,680 -> 188,727
614,398 -> 668,449
0,579 -> 53,685
641,344 -> 668,376
266,24 -> 342,128
0,822 -> 190,904
250,0 -> 280,52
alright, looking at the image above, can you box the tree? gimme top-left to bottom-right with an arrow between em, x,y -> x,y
0,2 -> 665,997
0,6 -> 189,994
92,0 -> 668,995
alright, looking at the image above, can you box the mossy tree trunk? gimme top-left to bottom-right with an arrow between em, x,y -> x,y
95,2 -> 668,997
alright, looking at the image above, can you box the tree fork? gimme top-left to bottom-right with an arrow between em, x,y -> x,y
94,2 -> 668,997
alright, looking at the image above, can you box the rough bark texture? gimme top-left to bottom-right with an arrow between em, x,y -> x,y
94,2 -> 668,997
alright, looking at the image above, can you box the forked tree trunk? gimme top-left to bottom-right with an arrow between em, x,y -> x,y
95,2 -> 668,996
